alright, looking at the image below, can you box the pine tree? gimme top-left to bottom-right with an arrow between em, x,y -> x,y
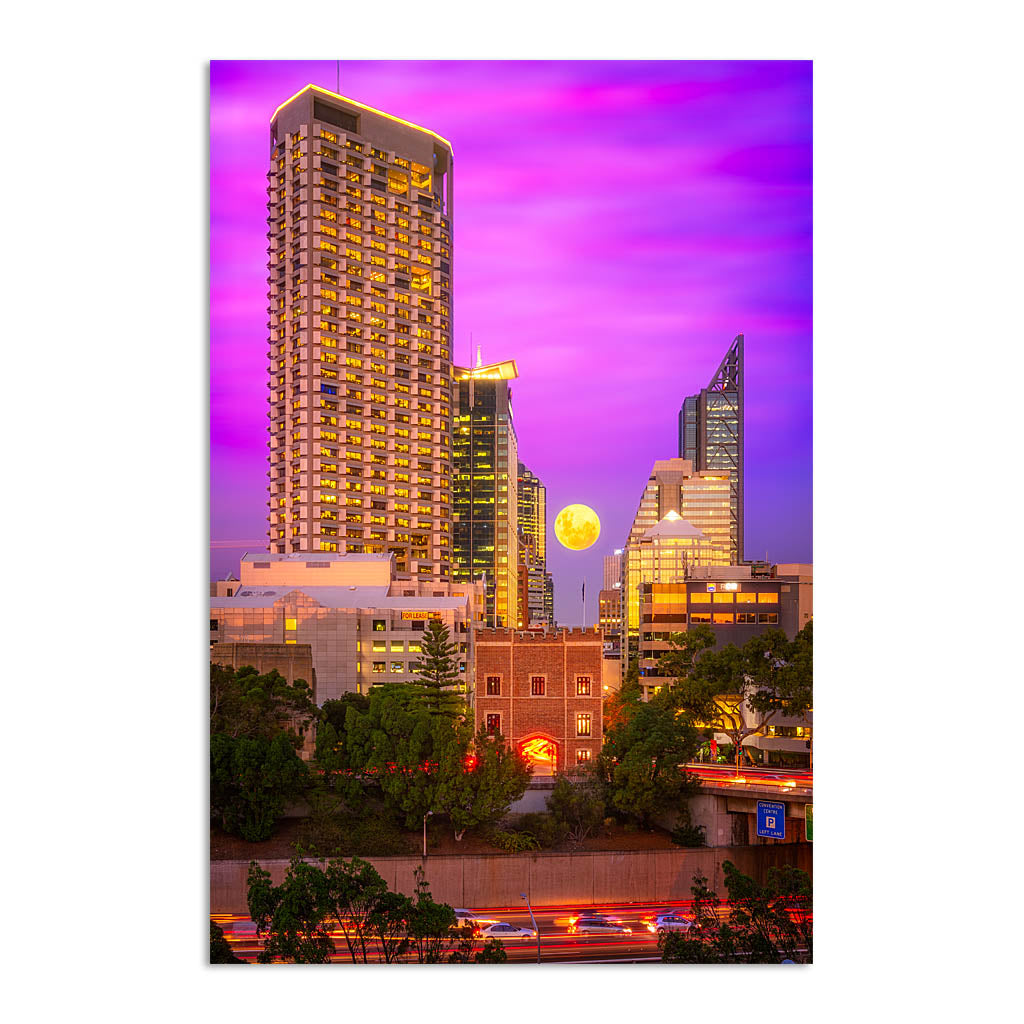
408,619 -> 466,718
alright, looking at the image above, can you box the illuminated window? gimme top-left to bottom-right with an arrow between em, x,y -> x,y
486,714 -> 501,735
757,593 -> 779,604
576,677 -> 592,696
576,713 -> 592,737
736,593 -> 756,604
530,676 -> 545,696
691,612 -> 711,623
373,619 -> 386,631
390,662 -> 404,673
372,661 -> 385,674
576,749 -> 592,765
736,612 -> 756,624
690,592 -> 711,603
486,676 -> 501,696
713,592 -> 733,603
713,613 -> 734,624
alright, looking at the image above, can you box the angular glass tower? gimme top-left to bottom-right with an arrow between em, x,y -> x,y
678,334 -> 744,564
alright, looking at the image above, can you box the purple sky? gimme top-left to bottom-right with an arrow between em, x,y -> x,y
210,60 -> 812,625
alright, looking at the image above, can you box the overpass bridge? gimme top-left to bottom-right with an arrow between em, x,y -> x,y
666,764 -> 813,848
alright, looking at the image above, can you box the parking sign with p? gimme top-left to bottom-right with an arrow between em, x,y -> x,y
756,800 -> 786,839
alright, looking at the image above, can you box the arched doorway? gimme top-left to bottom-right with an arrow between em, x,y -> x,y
520,735 -> 558,776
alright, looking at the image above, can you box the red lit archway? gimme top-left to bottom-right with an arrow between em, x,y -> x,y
520,736 -> 558,776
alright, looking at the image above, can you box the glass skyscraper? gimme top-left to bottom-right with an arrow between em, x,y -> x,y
452,358 -> 519,626
517,461 -> 555,626
678,334 -> 744,564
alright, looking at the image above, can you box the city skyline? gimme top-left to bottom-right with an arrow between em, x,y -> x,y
211,61 -> 812,623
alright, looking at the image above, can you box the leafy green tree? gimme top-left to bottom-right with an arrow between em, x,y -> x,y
434,728 -> 531,840
407,619 -> 467,717
246,859 -> 334,963
319,856 -> 390,963
211,732 -> 310,841
660,862 -> 812,964
667,623 -> 813,773
597,688 -> 701,827
211,663 -> 317,746
209,921 -> 246,964
405,866 -> 462,963
367,889 -> 415,963
547,769 -> 606,848
603,660 -> 641,733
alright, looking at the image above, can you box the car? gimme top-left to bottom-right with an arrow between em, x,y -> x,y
568,917 -> 633,935
648,914 -> 694,934
565,910 -> 618,927
477,922 -> 538,942
640,907 -> 692,925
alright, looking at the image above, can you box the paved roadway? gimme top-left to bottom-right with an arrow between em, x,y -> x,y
213,899 -> 697,964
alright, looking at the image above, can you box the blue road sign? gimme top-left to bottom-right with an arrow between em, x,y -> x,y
756,800 -> 786,839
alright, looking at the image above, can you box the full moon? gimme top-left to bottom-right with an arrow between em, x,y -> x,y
554,504 -> 601,551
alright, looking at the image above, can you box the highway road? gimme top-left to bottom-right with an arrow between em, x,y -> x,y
683,763 -> 813,790
213,899 -> 699,964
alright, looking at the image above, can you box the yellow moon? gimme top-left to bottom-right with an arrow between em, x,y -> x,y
554,504 -> 601,551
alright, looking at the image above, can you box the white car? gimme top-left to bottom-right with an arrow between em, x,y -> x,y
478,922 -> 538,942
649,914 -> 694,934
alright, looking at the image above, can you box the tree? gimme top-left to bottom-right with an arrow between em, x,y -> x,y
367,889 -> 415,963
209,921 -> 246,964
211,732 -> 310,841
320,857 -> 389,964
668,623 -> 813,773
210,663 -> 317,747
597,688 -> 702,827
434,728 -> 532,840
603,659 -> 641,733
660,862 -> 812,964
246,859 -> 335,963
405,866 -> 462,963
547,769 -> 606,848
407,619 -> 467,717
245,856 -> 507,964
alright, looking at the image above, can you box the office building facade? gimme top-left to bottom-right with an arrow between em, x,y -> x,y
210,551 -> 484,703
265,85 -> 455,579
452,358 -> 519,627
622,458 -> 732,639
678,334 -> 744,564
603,552 -> 622,591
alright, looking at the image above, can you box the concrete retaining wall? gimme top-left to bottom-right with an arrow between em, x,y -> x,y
211,844 -> 811,915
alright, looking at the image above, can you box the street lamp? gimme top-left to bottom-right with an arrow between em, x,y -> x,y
520,892 -> 541,964
423,810 -> 433,859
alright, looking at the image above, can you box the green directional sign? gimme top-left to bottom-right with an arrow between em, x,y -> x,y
805,803 -> 813,842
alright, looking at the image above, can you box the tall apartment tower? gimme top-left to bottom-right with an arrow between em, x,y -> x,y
518,461 -> 554,626
678,334 -> 744,563
265,86 -> 455,579
622,458 -> 732,639
452,358 -> 519,627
